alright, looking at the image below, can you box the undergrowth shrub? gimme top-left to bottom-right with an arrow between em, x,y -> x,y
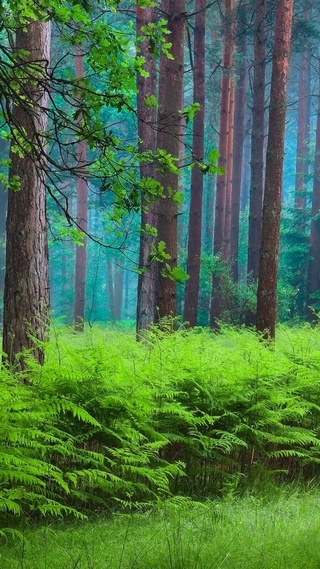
3,322 -> 320,530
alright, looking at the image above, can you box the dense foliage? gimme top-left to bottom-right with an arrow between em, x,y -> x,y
3,324 -> 320,534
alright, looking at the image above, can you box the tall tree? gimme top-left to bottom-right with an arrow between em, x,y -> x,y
230,4 -> 247,282
247,0 -> 266,287
183,0 -> 206,326
294,0 -> 311,212
73,48 -> 88,330
306,58 -> 320,322
156,0 -> 185,320
256,0 -> 294,339
210,0 -> 235,328
2,20 -> 51,369
136,3 -> 158,333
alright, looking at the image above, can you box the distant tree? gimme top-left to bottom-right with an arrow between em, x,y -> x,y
256,0 -> 294,339
183,0 -> 206,327
73,48 -> 88,330
230,3 -> 247,282
3,21 -> 51,369
306,57 -> 320,322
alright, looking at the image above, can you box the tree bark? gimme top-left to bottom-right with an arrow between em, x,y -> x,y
156,0 -> 185,320
306,58 -> 320,322
213,0 -> 234,258
2,21 -> 51,369
210,0 -> 234,328
136,4 -> 158,333
294,0 -> 311,212
256,0 -> 294,339
230,4 -> 247,282
73,48 -> 88,330
183,0 -> 206,327
247,0 -> 266,286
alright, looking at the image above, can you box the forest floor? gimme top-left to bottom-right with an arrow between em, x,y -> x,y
2,489 -> 320,569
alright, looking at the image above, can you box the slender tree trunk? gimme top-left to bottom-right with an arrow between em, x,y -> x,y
223,72 -> 235,259
73,49 -> 88,330
156,0 -> 185,320
295,0 -> 311,211
2,21 -> 51,369
247,0 -> 266,286
213,0 -> 234,258
0,156 -> 8,306
114,265 -> 124,320
210,0 -> 234,328
230,5 -> 247,282
306,58 -> 320,322
136,4 -> 158,333
256,0 -> 294,339
183,0 -> 205,327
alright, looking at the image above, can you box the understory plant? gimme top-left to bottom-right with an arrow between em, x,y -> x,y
3,323 -> 320,530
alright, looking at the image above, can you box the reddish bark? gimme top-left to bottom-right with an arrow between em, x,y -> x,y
156,0 -> 185,320
223,73 -> 234,259
247,0 -> 266,284
256,0 -> 294,339
230,5 -> 247,282
183,0 -> 206,327
213,0 -> 234,258
136,4 -> 158,333
73,49 -> 88,330
3,21 -> 51,369
306,59 -> 320,322
210,0 -> 234,328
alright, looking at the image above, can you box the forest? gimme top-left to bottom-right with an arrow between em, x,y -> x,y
2,0 -> 320,567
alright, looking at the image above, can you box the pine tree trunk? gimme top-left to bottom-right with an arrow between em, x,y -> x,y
294,0 -> 311,211
210,0 -> 234,328
183,0 -> 205,327
247,0 -> 266,286
156,0 -> 185,320
136,4 -> 158,333
230,5 -> 247,282
256,0 -> 294,339
73,49 -> 88,330
0,162 -> 7,306
306,58 -> 320,322
213,0 -> 234,258
3,21 -> 51,369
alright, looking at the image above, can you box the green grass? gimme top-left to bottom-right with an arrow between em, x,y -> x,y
2,490 -> 320,569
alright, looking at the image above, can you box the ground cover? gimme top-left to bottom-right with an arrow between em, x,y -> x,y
2,490 -> 320,569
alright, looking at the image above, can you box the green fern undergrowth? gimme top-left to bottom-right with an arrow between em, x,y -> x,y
3,322 -> 320,532
2,489 -> 320,569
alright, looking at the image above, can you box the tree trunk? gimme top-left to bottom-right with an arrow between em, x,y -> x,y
2,21 -> 51,369
247,0 -> 266,286
136,4 -> 158,333
306,58 -> 320,322
210,0 -> 234,328
294,0 -> 311,212
213,0 -> 234,258
183,0 -> 206,327
0,147 -> 8,308
230,4 -> 247,282
256,0 -> 294,339
156,0 -> 185,320
73,48 -> 88,330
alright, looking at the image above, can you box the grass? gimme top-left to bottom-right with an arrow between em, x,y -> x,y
2,489 -> 320,569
